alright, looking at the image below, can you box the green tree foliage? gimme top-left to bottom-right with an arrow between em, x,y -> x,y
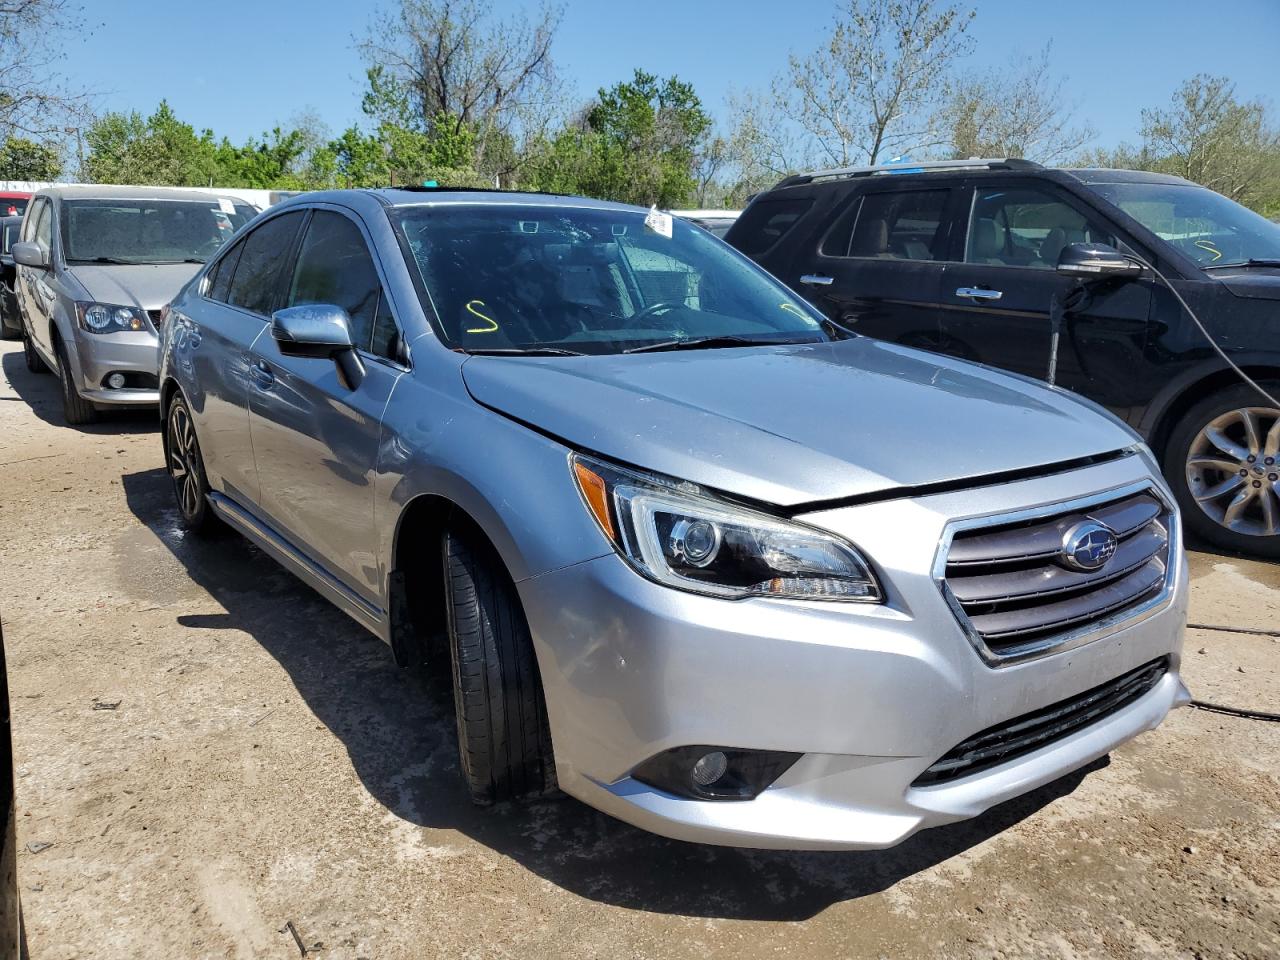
83,101 -> 219,186
0,136 -> 61,180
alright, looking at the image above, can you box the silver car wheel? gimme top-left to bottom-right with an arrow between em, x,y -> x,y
167,403 -> 201,518
1185,405 -> 1280,537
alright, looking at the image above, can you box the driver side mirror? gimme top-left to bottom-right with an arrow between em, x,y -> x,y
270,303 -> 365,388
1056,242 -> 1142,279
11,241 -> 48,269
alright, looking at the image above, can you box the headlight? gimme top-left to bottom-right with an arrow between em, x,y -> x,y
75,301 -> 148,334
571,454 -> 881,602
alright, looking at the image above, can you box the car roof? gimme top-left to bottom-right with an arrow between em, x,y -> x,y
37,184 -> 240,202
1065,168 -> 1195,187
275,187 -> 654,216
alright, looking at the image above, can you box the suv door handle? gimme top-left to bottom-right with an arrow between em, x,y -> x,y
956,286 -> 1003,301
800,274 -> 834,286
249,359 -> 275,388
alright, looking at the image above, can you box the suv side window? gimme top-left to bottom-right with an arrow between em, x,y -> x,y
33,200 -> 52,255
966,186 -> 1114,269
285,210 -> 390,356
226,210 -> 305,316
829,189 -> 949,261
729,197 -> 813,255
22,198 -> 46,243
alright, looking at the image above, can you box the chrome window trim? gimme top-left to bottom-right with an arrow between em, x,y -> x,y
932,478 -> 1180,668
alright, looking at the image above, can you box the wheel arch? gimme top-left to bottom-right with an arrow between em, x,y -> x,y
1141,359 -> 1280,463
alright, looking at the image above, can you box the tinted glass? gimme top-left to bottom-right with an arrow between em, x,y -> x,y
286,211 -> 384,352
60,199 -> 256,264
395,204 -> 826,355
728,198 -> 813,255
966,186 -> 1112,269
226,211 -> 304,316
0,199 -> 27,217
1,221 -> 19,254
1088,181 -> 1280,268
844,190 -> 948,260
207,240 -> 243,303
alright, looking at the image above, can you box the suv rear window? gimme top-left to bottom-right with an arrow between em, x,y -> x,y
729,197 -> 813,255
824,189 -> 948,260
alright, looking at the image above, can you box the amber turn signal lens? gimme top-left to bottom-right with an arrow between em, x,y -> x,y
573,459 -> 615,541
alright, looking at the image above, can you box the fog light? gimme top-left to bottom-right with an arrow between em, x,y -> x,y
691,751 -> 728,786
106,373 -> 126,389
632,745 -> 802,801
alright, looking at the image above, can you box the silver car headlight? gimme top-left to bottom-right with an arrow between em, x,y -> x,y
75,301 -> 148,334
571,454 -> 881,602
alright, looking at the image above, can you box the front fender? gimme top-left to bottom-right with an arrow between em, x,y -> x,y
1137,351 -> 1280,439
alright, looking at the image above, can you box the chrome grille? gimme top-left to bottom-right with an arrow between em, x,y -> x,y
913,657 -> 1168,786
941,486 -> 1174,663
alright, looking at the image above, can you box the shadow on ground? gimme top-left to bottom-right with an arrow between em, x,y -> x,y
1,350 -> 158,434
121,465 -> 1106,922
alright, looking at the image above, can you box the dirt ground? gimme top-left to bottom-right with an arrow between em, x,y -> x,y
0,339 -> 1277,960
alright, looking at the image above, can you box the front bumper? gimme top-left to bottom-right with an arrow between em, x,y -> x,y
67,327 -> 160,406
518,454 -> 1188,850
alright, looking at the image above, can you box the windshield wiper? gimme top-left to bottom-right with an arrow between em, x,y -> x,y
460,346 -> 585,357
1205,258 -> 1280,270
623,335 -> 822,354
71,256 -> 135,265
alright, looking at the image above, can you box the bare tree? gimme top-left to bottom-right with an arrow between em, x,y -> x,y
0,0 -> 92,142
778,0 -> 975,167
939,45 -> 1095,163
713,91 -> 808,205
357,0 -> 564,176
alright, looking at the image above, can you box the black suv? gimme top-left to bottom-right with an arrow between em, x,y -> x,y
726,158 -> 1280,557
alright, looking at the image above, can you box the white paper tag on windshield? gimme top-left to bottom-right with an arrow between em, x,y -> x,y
644,205 -> 673,239
217,197 -> 235,215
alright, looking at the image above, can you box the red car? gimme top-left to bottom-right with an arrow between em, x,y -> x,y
0,192 -> 30,218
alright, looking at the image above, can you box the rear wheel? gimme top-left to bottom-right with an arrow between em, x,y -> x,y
443,529 -> 555,805
21,327 -> 46,373
1165,381 -> 1280,558
54,340 -> 97,424
166,393 -> 217,533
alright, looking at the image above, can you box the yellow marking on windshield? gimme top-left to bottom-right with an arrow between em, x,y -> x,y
779,302 -> 810,321
1194,239 -> 1223,261
465,299 -> 500,333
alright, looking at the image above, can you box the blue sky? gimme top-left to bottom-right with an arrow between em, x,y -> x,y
74,0 -> 1279,150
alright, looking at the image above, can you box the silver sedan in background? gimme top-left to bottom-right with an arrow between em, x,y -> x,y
157,189 -> 1187,849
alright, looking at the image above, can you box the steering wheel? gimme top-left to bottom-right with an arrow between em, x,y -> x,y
630,301 -> 684,327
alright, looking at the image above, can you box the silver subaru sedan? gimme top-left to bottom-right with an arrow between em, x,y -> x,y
158,188 -> 1188,850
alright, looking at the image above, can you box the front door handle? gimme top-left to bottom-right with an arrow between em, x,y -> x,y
249,359 -> 274,388
800,274 -> 834,286
956,286 -> 1003,301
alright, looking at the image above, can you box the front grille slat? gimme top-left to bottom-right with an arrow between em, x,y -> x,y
942,489 -> 1174,660
913,657 -> 1168,786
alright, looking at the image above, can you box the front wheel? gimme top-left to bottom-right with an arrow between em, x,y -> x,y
54,340 -> 97,424
443,529 -> 556,805
21,327 -> 47,373
166,393 -> 218,533
1164,381 -> 1280,558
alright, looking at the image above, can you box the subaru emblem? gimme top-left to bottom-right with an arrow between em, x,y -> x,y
1061,521 -> 1118,572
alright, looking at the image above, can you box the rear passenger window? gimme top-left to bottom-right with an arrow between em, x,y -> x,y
226,211 -> 304,316
729,197 -> 813,255
285,211 -> 388,355
837,190 -> 948,260
966,187 -> 1113,269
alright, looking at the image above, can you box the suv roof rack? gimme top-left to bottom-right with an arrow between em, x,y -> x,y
774,157 -> 1043,189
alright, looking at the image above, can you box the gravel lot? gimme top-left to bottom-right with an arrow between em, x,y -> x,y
0,339 -> 1277,960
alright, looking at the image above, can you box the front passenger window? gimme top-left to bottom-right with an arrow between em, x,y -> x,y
226,211 -> 305,316
966,187 -> 1114,269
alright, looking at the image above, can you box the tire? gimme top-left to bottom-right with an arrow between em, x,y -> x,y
1164,380 -> 1280,559
165,393 -> 218,533
21,327 -> 46,373
443,529 -> 555,805
54,340 -> 97,424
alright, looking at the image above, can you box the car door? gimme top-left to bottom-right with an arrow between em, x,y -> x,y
247,206 -> 407,607
17,198 -> 54,356
180,209 -> 307,508
937,179 -> 1155,413
786,183 -> 958,347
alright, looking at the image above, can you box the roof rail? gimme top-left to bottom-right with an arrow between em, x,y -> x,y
774,157 -> 1042,189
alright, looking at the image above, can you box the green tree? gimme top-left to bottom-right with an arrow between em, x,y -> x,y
82,101 -> 219,186
0,136 -> 61,180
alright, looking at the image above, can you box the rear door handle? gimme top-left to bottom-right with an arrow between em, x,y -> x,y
800,274 -> 834,286
249,359 -> 274,388
956,287 -> 1003,301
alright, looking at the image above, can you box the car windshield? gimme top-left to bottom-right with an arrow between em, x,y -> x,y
393,203 -> 828,355
1088,181 -> 1280,268
61,198 -> 256,265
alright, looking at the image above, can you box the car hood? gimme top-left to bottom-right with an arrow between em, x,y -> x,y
1216,270 -> 1280,301
66,263 -> 201,310
461,338 -> 1139,507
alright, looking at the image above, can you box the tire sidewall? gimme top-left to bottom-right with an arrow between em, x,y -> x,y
1163,381 -> 1280,559
167,394 -> 213,531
